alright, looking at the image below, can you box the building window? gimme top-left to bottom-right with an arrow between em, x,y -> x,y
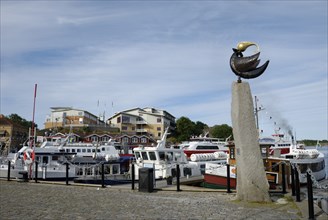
122,116 -> 130,123
157,118 -> 162,123
157,127 -> 161,131
132,137 -> 138,143
122,126 -> 128,131
122,137 -> 129,144
117,117 -> 121,123
158,132 -> 161,137
141,138 -> 147,143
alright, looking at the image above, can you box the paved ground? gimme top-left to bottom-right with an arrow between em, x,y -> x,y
0,179 -> 326,220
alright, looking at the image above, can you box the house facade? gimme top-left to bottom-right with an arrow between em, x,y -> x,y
44,107 -> 105,130
107,107 -> 176,140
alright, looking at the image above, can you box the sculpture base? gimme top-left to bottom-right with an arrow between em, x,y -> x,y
231,81 -> 271,202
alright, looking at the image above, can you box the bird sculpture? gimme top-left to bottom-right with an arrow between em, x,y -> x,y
230,42 -> 269,82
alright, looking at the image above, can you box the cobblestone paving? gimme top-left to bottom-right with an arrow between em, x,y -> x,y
0,180 -> 302,220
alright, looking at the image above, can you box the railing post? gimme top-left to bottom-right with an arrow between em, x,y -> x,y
227,164 -> 231,193
131,163 -> 135,190
307,171 -> 314,220
65,162 -> 69,185
290,164 -> 296,196
101,163 -> 105,188
281,163 -> 287,194
35,161 -> 38,183
7,161 -> 11,181
176,164 -> 181,192
295,166 -> 301,202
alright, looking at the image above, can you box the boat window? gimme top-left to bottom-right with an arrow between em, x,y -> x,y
134,152 -> 141,159
77,168 -> 83,176
94,166 -> 99,175
77,149 -> 81,153
42,156 -> 49,165
159,152 -> 165,161
104,165 -> 111,174
311,161 -> 324,172
97,149 -> 100,153
85,167 -> 92,175
165,152 -> 173,161
148,152 -> 156,160
102,147 -> 105,151
183,167 -> 192,176
82,149 -> 86,153
141,152 -> 148,160
52,156 -> 58,161
92,149 -> 95,153
112,165 -> 119,174
72,149 -> 76,153
35,156 -> 41,163
66,149 -> 70,153
196,145 -> 219,150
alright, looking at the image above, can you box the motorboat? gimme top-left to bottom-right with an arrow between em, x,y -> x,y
178,135 -> 229,158
133,128 -> 227,182
0,146 -> 77,180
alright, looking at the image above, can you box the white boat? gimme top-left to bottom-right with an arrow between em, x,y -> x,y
40,135 -> 133,159
259,133 -> 305,155
133,128 -> 227,181
178,135 -> 229,158
0,146 -> 77,180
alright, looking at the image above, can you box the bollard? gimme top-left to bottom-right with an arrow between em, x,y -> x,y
227,164 -> 231,193
290,165 -> 296,196
35,161 -> 38,183
101,163 -> 105,188
131,163 -> 135,190
281,163 -> 287,194
7,161 -> 11,181
65,162 -> 69,185
307,172 -> 314,220
176,164 -> 181,192
295,167 -> 301,202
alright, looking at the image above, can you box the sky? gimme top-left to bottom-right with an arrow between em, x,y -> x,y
1,1 -> 327,140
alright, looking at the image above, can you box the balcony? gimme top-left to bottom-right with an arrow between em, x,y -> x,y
136,120 -> 147,125
136,129 -> 148,133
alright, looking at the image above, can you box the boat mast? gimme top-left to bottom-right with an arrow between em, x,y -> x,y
30,84 -> 37,150
254,96 -> 264,135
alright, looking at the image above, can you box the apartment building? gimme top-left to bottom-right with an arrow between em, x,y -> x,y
44,107 -> 105,130
107,107 -> 176,140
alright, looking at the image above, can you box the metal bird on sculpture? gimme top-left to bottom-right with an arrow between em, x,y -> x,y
230,42 -> 269,82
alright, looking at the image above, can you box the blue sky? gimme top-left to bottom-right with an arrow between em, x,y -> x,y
1,1 -> 327,140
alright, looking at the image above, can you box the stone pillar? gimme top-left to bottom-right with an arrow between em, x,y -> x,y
231,82 -> 271,202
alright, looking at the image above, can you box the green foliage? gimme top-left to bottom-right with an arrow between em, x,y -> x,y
7,113 -> 38,129
209,124 -> 233,140
175,117 -> 196,142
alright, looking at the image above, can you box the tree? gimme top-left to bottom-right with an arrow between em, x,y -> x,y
175,117 -> 196,142
7,114 -> 38,129
194,121 -> 208,136
210,124 -> 233,140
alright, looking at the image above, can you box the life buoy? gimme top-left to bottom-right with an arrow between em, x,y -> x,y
23,149 -> 35,164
